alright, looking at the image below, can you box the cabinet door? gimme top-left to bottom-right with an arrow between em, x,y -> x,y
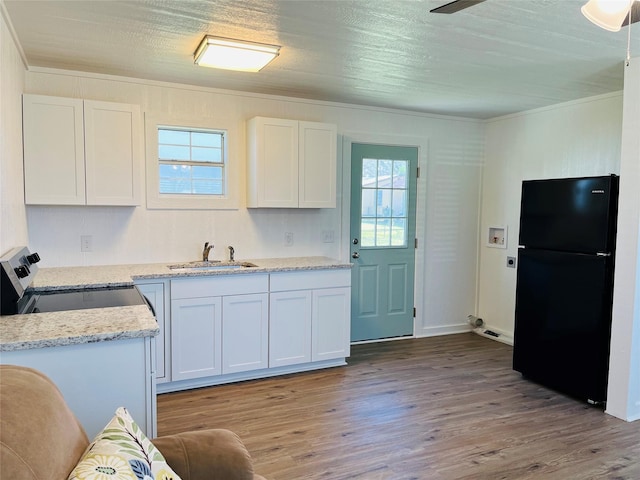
135,283 -> 167,383
247,117 -> 299,207
299,121 -> 337,208
222,293 -> 269,374
171,297 -> 222,381
23,95 -> 85,205
84,100 -> 142,205
312,287 -> 351,361
269,290 -> 312,367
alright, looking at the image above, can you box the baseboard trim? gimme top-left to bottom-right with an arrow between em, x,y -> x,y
416,323 -> 471,338
351,335 -> 414,345
472,326 -> 514,346
157,358 -> 347,394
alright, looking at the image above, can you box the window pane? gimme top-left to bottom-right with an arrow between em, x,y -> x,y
391,218 -> 407,246
378,160 -> 392,187
158,129 -> 190,145
376,218 -> 391,246
393,161 -> 408,188
377,189 -> 392,217
392,190 -> 407,217
361,189 -> 376,217
191,132 -> 221,148
362,159 -> 377,187
191,147 -> 221,162
159,145 -> 190,161
361,218 -> 376,247
160,165 -> 191,193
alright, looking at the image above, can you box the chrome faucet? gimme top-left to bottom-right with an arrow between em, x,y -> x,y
202,242 -> 214,262
228,246 -> 235,262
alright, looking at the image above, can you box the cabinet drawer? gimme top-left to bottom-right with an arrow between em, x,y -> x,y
171,274 -> 269,299
270,269 -> 350,292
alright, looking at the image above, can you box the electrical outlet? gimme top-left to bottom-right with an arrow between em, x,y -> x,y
507,256 -> 516,268
322,230 -> 335,243
81,235 -> 93,252
284,232 -> 294,247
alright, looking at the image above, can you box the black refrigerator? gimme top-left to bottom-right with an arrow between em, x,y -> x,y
513,174 -> 619,405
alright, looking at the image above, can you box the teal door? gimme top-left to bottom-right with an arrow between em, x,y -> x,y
350,143 -> 418,342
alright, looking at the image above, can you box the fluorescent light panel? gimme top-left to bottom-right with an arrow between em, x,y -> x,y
194,36 -> 280,72
581,0 -> 637,31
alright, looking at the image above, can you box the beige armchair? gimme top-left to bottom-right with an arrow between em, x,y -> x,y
0,364 -> 265,480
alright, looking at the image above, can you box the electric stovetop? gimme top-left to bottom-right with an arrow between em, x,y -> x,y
1,246 -> 148,315
24,286 -> 147,314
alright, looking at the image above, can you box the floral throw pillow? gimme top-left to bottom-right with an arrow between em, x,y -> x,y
68,407 -> 180,480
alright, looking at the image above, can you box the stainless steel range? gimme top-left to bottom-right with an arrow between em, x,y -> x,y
0,246 -> 148,315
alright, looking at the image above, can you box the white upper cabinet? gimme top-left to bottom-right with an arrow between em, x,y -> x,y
23,96 -> 85,205
83,100 -> 142,205
247,116 -> 337,208
23,94 -> 142,206
298,121 -> 337,208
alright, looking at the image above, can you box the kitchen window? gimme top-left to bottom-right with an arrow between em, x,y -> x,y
145,113 -> 238,210
158,127 -> 225,195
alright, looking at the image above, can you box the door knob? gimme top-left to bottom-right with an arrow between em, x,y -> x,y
352,251 -> 360,259
352,238 -> 359,245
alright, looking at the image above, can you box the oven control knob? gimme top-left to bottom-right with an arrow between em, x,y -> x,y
26,252 -> 40,264
14,265 -> 30,278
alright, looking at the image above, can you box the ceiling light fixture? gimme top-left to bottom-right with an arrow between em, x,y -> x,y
581,0 -> 637,32
194,36 -> 280,72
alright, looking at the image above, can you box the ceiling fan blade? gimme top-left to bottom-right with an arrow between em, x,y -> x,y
430,0 -> 486,14
621,1 -> 640,27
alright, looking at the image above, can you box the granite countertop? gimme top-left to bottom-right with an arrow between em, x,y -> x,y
32,256 -> 352,290
1,257 -> 350,352
0,305 -> 158,352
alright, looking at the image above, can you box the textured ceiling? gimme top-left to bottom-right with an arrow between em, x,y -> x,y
3,0 -> 639,119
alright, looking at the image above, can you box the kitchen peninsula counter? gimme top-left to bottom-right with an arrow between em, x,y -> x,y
0,305 -> 157,352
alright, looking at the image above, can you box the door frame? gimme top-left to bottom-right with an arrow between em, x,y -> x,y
340,132 -> 428,340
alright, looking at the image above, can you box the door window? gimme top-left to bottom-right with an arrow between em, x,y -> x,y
361,158 -> 409,247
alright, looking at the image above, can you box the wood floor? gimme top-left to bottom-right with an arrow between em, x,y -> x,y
157,333 -> 640,480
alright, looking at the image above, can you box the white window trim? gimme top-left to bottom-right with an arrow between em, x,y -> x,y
145,112 -> 239,210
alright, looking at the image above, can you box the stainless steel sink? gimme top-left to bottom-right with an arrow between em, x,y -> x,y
168,261 -> 257,272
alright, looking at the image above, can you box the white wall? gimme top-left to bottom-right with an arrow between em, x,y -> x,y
477,92 -> 623,341
421,138 -> 484,336
608,58 -> 640,422
20,68 -> 485,337
0,6 -> 28,254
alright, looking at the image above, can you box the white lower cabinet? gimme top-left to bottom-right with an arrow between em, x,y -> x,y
163,269 -> 350,393
269,290 -> 312,367
168,274 -> 268,385
222,293 -> 269,374
270,269 -> 351,366
171,296 -> 222,381
312,287 -> 351,361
